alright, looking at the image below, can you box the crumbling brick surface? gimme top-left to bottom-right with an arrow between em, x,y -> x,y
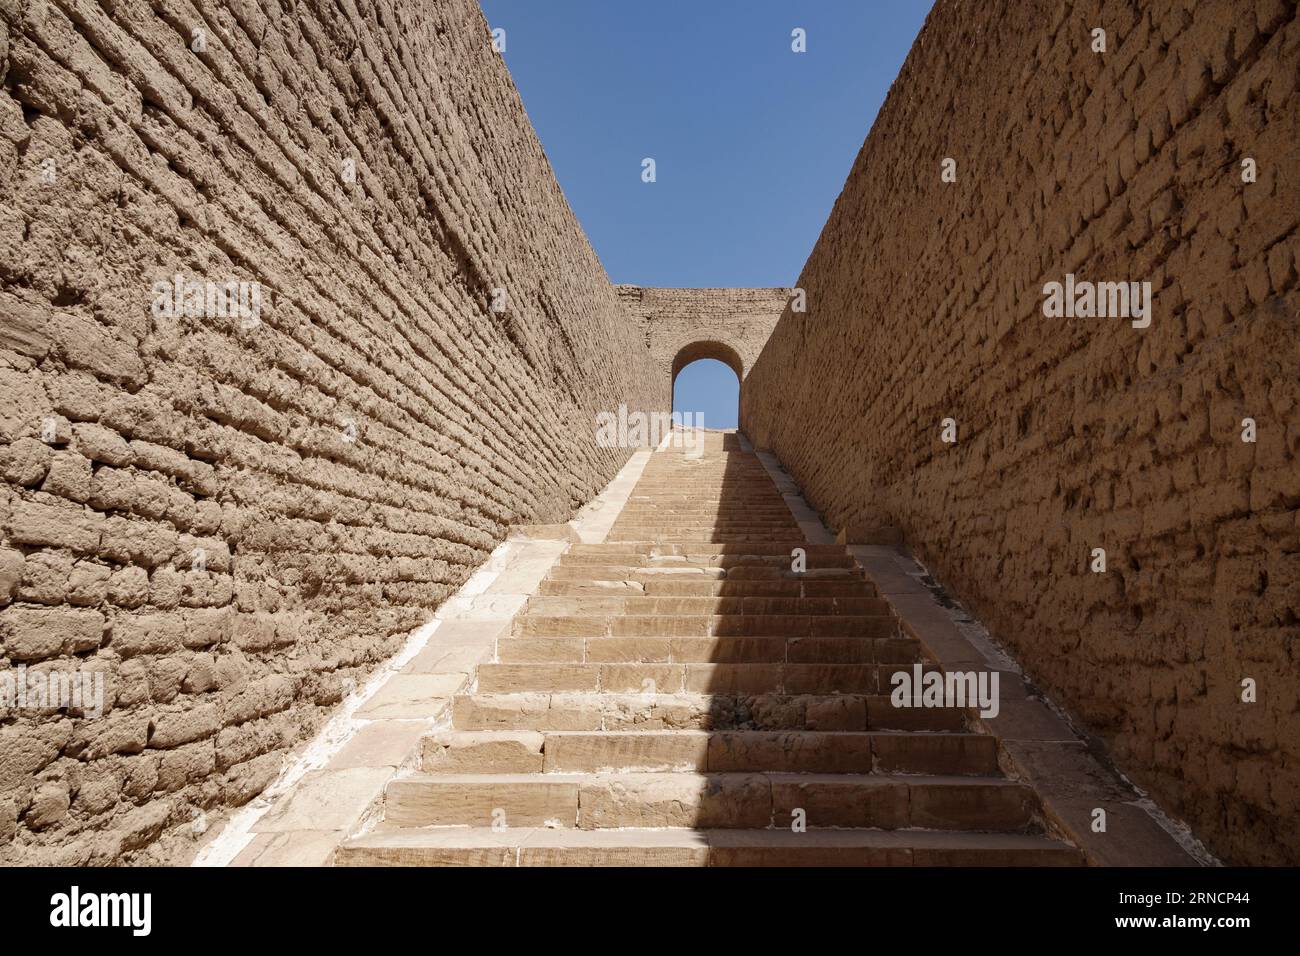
0,0 -> 660,864
743,0 -> 1300,864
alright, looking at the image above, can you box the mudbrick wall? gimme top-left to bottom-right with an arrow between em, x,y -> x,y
743,0 -> 1299,864
617,285 -> 791,385
0,0 -> 661,864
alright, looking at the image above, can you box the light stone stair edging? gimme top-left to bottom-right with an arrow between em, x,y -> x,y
193,449 -> 654,867
749,439 -> 1214,867
568,449 -> 655,543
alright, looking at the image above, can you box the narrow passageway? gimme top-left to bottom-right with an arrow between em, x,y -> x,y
337,432 -> 1081,865
3,0 -> 1290,876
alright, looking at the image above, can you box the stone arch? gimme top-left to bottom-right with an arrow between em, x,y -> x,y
670,341 -> 743,415
671,340 -> 743,383
615,286 -> 792,393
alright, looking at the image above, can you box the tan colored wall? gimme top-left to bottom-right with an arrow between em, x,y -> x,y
0,0 -> 661,864
743,0 -> 1300,864
617,286 -> 790,386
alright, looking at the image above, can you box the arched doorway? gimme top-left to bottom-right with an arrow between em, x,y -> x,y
671,341 -> 743,430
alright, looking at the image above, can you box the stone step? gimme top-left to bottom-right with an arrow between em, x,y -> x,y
608,534 -> 806,542
609,522 -> 803,531
613,524 -> 798,531
612,512 -> 799,520
513,614 -> 897,638
496,635 -> 920,664
622,500 -> 792,506
422,729 -> 990,773
536,580 -> 651,595
557,556 -> 857,571
618,511 -> 794,517
565,543 -> 850,557
606,535 -> 822,544
475,661 -> 936,694
556,560 -> 858,575
522,595 -> 891,616
555,553 -> 852,565
537,579 -> 876,598
630,478 -> 778,481
616,502 -> 793,507
616,514 -> 795,521
621,477 -> 775,481
616,496 -> 785,501
381,771 -> 1036,830
451,693 -> 970,734
607,531 -> 805,540
620,517 -> 786,524
613,523 -> 797,529
421,730 -> 547,773
620,496 -> 793,503
656,580 -> 875,597
547,565 -> 865,582
335,828 -> 1083,867
617,500 -> 795,506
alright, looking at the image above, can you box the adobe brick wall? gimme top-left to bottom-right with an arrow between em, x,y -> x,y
617,285 -> 791,386
743,0 -> 1299,864
0,0 -> 660,864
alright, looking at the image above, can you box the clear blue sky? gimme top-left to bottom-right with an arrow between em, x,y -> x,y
481,0 -> 934,427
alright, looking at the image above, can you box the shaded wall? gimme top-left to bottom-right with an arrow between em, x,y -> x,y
0,0 -> 660,863
743,0 -> 1299,864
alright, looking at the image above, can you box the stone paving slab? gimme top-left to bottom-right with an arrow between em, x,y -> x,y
354,674 -> 465,719
232,830 -> 345,868
338,825 -> 1083,867
402,642 -> 493,675
327,721 -> 430,770
252,768 -> 394,833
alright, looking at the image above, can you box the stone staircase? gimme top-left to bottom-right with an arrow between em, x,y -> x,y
336,433 -> 1083,865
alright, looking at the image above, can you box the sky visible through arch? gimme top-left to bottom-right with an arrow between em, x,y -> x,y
674,359 -> 740,429
480,0 -> 935,428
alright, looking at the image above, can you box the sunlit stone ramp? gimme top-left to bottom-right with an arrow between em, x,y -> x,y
334,432 -> 1201,866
